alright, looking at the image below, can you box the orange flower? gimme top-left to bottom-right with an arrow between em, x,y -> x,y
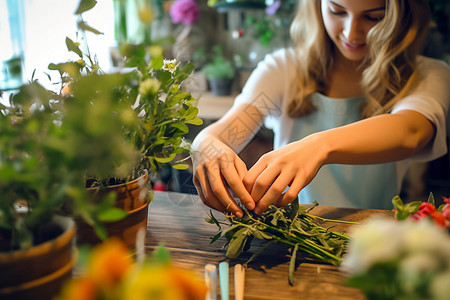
58,276 -> 99,300
88,238 -> 133,287
168,266 -> 208,300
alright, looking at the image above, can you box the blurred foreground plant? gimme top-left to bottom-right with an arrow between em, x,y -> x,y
57,238 -> 207,300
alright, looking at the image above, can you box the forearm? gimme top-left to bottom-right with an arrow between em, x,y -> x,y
318,110 -> 436,165
192,104 -> 264,154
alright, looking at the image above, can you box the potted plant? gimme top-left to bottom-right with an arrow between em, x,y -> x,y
201,45 -> 236,96
45,1 -> 203,249
0,0 -> 202,297
0,52 -> 138,300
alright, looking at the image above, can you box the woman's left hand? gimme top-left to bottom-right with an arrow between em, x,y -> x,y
243,135 -> 326,214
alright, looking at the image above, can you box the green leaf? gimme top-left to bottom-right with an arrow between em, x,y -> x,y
151,56 -> 164,70
75,0 -> 97,15
94,223 -> 108,241
97,207 -> 127,222
185,117 -> 203,126
210,232 -> 222,244
226,227 -> 250,259
77,20 -> 103,35
170,122 -> 189,134
152,245 -> 172,264
172,163 -> 189,170
289,244 -> 299,286
206,210 -> 222,230
65,37 -> 82,57
427,192 -> 435,206
181,62 -> 195,74
48,62 -> 81,78
153,153 -> 176,163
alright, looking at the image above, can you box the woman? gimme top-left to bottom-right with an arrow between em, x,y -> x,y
192,0 -> 450,218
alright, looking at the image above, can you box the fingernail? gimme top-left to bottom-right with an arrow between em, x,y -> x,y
254,208 -> 261,215
246,202 -> 255,210
235,211 -> 243,218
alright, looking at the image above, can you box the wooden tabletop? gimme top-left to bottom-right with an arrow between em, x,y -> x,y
146,191 -> 392,300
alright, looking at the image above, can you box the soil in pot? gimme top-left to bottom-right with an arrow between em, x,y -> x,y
77,171 -> 152,251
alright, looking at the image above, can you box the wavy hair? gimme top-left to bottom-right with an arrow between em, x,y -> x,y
288,0 -> 431,118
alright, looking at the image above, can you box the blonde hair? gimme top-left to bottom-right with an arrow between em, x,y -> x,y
288,0 -> 431,118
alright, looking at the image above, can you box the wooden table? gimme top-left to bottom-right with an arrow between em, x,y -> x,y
146,191 -> 392,300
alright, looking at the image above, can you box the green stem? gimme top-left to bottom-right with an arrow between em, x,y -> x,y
230,217 -> 343,264
308,214 -> 360,225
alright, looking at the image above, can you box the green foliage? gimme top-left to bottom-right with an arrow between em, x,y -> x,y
0,0 -> 201,251
201,45 -> 235,80
206,202 -> 353,285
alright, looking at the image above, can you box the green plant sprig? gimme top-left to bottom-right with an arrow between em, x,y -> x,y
206,201 -> 355,285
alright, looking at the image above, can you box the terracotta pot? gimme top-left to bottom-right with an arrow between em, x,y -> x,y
0,216 -> 76,300
77,170 -> 152,250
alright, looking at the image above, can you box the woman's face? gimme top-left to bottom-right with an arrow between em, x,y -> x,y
321,0 -> 386,63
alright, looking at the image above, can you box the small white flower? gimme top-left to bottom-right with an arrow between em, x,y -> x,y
398,252 -> 441,293
341,217 -> 403,275
162,59 -> 179,73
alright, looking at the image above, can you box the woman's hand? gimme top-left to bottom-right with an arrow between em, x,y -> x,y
192,137 -> 256,218
244,135 -> 326,214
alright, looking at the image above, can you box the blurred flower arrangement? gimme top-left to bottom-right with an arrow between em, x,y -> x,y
392,194 -> 450,228
57,238 -> 207,300
341,195 -> 450,300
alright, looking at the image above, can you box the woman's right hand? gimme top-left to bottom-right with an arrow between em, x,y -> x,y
192,137 -> 255,218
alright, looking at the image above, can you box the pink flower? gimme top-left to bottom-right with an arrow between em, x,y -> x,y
442,204 -> 450,219
170,0 -> 200,26
265,0 -> 281,15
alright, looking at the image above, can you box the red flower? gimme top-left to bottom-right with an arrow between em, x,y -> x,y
410,202 -> 446,227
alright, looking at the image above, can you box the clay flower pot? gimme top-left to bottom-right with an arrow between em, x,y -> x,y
0,216 -> 76,300
76,170 -> 152,251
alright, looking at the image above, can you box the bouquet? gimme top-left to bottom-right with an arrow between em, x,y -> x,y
342,194 -> 450,300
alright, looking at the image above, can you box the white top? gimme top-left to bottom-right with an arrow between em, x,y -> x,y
233,48 -> 450,209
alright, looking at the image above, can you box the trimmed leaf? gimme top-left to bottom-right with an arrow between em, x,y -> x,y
226,227 -> 251,259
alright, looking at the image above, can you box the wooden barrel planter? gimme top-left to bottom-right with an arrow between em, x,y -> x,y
76,170 -> 152,251
0,216 -> 76,300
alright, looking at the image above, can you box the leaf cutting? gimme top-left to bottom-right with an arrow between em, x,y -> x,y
205,201 -> 356,285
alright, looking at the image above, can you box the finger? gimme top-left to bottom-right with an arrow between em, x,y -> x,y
194,167 -> 227,213
220,156 -> 255,211
204,161 -> 244,218
249,166 -> 280,204
243,158 -> 268,193
254,171 -> 292,214
274,176 -> 304,207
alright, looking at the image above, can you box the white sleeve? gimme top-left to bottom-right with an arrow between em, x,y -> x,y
392,57 -> 450,162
